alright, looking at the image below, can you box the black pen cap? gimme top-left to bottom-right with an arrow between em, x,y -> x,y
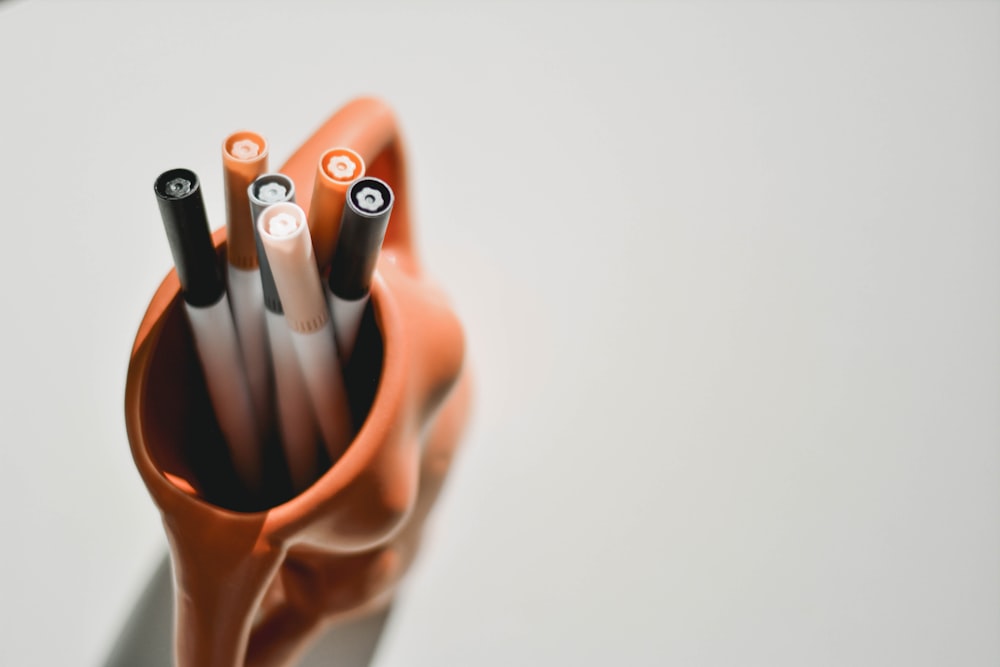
248,173 -> 297,314
154,168 -> 225,308
328,177 -> 394,300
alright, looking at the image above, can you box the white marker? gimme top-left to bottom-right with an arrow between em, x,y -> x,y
154,168 -> 262,492
249,174 -> 321,491
257,202 -> 354,463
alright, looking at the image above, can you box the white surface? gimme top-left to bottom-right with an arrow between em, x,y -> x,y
0,1 -> 998,666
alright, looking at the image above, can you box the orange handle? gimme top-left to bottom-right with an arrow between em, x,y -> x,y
279,97 -> 418,273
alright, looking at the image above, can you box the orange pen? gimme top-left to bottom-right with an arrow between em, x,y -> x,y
306,146 -> 365,270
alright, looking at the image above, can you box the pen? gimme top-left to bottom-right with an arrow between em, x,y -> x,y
154,168 -> 262,492
257,202 -> 354,463
327,177 -> 394,364
249,174 -> 321,491
222,131 -> 272,437
307,147 -> 365,270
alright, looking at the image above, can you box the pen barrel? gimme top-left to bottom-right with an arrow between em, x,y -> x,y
184,297 -> 263,491
265,310 -> 320,492
226,264 -> 272,437
290,320 -> 354,463
328,291 -> 368,365
155,169 -> 224,307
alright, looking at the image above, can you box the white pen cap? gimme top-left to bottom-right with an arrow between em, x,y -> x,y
257,202 -> 329,334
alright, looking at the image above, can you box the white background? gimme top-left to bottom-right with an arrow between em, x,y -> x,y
0,1 -> 998,665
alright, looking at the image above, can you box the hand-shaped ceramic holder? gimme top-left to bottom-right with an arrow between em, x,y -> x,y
125,98 -> 471,667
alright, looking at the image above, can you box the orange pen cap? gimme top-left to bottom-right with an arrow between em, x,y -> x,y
223,130 -> 269,269
307,147 -> 365,270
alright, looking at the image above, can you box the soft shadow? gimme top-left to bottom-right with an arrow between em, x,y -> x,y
102,556 -> 173,667
102,554 -> 393,667
298,606 -> 392,667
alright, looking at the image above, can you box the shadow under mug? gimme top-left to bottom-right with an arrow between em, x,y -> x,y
124,97 -> 472,667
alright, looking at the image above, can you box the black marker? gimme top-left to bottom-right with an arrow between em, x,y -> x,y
326,177 -> 394,364
155,169 -> 262,492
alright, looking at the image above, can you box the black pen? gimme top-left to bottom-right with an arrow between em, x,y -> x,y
326,177 -> 394,364
154,168 -> 262,492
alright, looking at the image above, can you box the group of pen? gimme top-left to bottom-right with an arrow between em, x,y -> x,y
154,132 -> 393,495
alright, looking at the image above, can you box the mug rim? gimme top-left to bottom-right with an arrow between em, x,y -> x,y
124,245 -> 406,524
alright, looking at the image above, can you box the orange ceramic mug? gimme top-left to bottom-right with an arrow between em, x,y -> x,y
125,97 -> 472,667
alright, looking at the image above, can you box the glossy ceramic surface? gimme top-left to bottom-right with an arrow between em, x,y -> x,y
125,98 -> 471,667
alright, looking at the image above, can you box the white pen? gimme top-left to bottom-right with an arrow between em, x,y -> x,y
249,174 -> 321,491
257,202 -> 354,463
327,177 -> 394,365
154,168 -> 263,492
